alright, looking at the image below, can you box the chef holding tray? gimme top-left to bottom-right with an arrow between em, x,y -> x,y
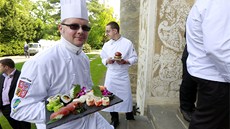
10,0 -> 114,129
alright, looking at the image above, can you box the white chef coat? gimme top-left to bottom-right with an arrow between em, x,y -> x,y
186,0 -> 230,82
10,37 -> 113,129
100,37 -> 138,112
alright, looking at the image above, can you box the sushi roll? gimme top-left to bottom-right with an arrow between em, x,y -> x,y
78,95 -> 88,103
54,94 -> 62,99
65,102 -> 78,112
102,97 -> 110,106
50,107 -> 70,120
94,97 -> 102,107
73,97 -> 85,103
61,94 -> 72,105
86,97 -> 94,106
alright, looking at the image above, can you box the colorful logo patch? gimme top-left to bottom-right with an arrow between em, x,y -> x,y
16,80 -> 31,98
13,99 -> 21,109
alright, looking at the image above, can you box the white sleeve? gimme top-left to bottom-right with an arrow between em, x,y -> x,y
100,45 -> 109,66
11,60 -> 48,123
202,2 -> 230,82
127,43 -> 138,65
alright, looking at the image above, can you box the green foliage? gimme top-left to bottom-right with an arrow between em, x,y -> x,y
0,41 -> 24,56
0,0 -> 41,43
83,43 -> 92,53
31,0 -> 60,41
0,115 -> 13,129
87,0 -> 118,49
0,0 -> 119,56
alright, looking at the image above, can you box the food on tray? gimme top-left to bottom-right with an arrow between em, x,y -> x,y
50,101 -> 84,120
70,84 -> 81,98
53,103 -> 64,112
46,96 -> 62,112
61,94 -> 72,105
50,106 -> 70,120
99,85 -> 106,91
114,52 -> 122,60
47,84 -> 115,124
86,97 -> 95,106
94,97 -> 102,107
102,97 -> 110,106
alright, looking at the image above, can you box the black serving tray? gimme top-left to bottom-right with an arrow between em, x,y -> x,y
46,95 -> 123,129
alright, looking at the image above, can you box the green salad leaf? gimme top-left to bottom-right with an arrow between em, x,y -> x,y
70,84 -> 81,98
92,85 -> 103,97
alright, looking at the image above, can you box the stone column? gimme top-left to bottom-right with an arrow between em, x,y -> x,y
120,0 -> 140,95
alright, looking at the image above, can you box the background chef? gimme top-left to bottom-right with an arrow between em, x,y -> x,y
100,21 -> 138,128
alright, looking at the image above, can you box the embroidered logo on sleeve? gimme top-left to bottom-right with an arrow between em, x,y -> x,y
13,99 -> 21,109
16,80 -> 31,98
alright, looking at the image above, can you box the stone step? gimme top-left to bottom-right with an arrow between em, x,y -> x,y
176,108 -> 190,129
99,111 -> 154,129
147,104 -> 187,129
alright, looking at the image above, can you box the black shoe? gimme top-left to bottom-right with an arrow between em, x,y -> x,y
126,112 -> 135,120
127,118 -> 135,120
110,120 -> 119,128
180,108 -> 193,122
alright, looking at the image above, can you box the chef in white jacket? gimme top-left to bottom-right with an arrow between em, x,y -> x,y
10,0 -> 114,129
100,21 -> 138,128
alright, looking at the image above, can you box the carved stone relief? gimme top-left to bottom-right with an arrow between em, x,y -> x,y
150,0 -> 191,98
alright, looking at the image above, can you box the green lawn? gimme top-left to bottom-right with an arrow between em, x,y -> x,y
0,54 -> 106,129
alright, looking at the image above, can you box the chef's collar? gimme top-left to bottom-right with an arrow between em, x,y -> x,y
3,68 -> 16,78
61,36 -> 82,55
111,36 -> 122,45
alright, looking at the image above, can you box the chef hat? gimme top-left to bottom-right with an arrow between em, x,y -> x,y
61,0 -> 89,22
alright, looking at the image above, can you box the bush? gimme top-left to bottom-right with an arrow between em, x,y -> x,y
0,41 -> 24,56
83,43 -> 91,53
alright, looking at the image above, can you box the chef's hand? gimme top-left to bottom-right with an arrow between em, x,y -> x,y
106,57 -> 115,64
116,59 -> 129,65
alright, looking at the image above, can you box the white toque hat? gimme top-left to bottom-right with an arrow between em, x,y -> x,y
61,0 -> 89,22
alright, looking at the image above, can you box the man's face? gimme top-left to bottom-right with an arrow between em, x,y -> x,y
59,18 -> 90,47
0,63 -> 6,74
105,25 -> 117,40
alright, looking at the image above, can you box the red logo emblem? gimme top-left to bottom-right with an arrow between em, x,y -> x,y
16,80 -> 31,98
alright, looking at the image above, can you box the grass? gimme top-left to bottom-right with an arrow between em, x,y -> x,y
0,54 -> 106,129
88,54 -> 107,86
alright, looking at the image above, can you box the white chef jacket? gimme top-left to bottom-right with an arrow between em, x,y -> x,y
10,37 -> 113,129
100,37 -> 138,112
186,0 -> 230,82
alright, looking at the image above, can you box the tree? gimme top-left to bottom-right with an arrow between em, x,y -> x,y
87,0 -> 118,49
31,0 -> 60,41
0,0 -> 42,42
0,0 -> 42,56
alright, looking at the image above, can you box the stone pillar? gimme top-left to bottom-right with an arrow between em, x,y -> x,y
120,0 -> 140,94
